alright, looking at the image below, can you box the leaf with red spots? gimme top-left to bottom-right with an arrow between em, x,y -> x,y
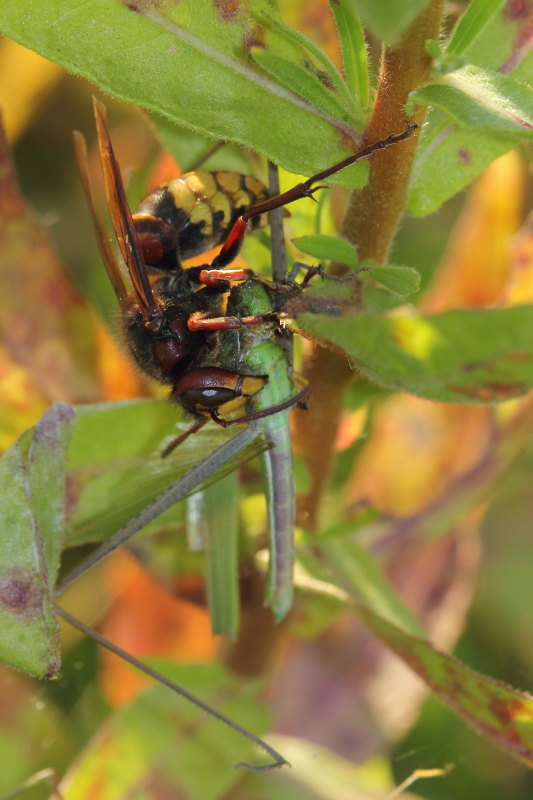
353,599 -> 533,767
409,1 -> 533,214
0,404 -> 74,678
408,113 -> 518,217
409,64 -> 533,217
296,304 -> 533,402
304,537 -> 533,767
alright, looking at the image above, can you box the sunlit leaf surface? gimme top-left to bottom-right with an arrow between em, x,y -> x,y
410,66 -> 533,140
297,305 -> 533,402
0,0 -> 369,182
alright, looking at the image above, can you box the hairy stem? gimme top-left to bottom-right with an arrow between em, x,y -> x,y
294,0 -> 445,530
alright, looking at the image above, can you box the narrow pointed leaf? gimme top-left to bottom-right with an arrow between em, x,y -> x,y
329,0 -> 369,107
250,50 -> 356,124
205,473 -> 240,639
306,525 -> 533,768
352,0 -> 432,43
307,527 -> 424,637
252,4 -> 362,120
446,0 -> 506,55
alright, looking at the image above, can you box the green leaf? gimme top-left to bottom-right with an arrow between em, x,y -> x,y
304,517 -> 533,768
328,0 -> 369,108
250,50 -> 355,123
292,234 -> 358,266
0,404 -> 73,678
306,524 -> 424,637
410,65 -> 533,140
0,0 -> 365,180
289,241 -> 419,296
205,473 -> 240,639
252,5 -> 361,121
446,0 -> 506,56
296,305 -> 533,403
0,399 -> 268,675
308,530 -> 533,769
360,265 -> 421,296
462,4 -> 533,74
408,111 -> 516,216
61,662 -> 271,795
352,0 -> 432,43
409,6 -> 533,214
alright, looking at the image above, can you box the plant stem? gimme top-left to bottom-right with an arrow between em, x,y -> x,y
222,562 -> 286,676
294,0 -> 445,531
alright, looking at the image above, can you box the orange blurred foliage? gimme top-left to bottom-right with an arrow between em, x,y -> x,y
147,148 -> 181,189
506,211 -> 533,305
347,397 -> 494,515
0,105 -> 148,449
422,150 -> 525,311
282,0 -> 342,67
0,344 -> 49,451
100,552 -> 219,706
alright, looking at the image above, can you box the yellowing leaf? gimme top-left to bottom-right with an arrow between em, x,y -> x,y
0,345 -> 48,452
506,211 -> 533,305
0,38 -> 63,141
346,396 -> 492,515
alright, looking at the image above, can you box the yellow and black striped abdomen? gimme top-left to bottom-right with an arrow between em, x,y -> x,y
133,170 -> 268,270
